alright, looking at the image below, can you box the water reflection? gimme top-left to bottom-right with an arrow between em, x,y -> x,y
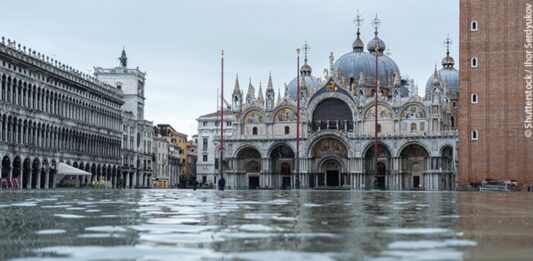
0,190 -> 530,260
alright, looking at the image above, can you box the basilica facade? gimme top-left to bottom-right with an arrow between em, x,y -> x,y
206,19 -> 459,191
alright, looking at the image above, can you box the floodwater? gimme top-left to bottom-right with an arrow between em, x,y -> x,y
0,190 -> 532,261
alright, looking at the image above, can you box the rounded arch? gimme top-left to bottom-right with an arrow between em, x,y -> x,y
273,106 -> 296,123
242,108 -> 266,124
309,136 -> 349,159
233,144 -> 263,158
399,102 -> 428,119
305,131 -> 351,158
396,141 -> 431,158
306,93 -> 359,122
362,102 -> 394,120
236,146 -> 262,173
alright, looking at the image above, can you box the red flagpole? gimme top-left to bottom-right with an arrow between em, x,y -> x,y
296,48 -> 301,189
374,46 -> 379,188
219,50 -> 225,190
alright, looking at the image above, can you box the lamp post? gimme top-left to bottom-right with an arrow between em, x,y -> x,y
295,48 -> 301,189
218,50 -> 226,191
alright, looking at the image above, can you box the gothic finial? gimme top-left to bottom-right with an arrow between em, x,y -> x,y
352,10 -> 365,52
444,34 -> 453,56
267,72 -> 274,90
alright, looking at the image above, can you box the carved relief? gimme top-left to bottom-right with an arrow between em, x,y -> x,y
274,108 -> 296,122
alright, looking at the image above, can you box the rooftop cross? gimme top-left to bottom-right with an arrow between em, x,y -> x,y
353,9 -> 364,33
372,13 -> 381,35
443,34 -> 453,55
303,41 -> 311,64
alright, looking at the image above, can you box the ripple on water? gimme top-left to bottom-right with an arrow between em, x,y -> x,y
388,239 -> 478,250
85,226 -> 127,233
11,202 -> 37,207
35,229 -> 66,235
384,228 -> 452,235
54,214 -> 85,219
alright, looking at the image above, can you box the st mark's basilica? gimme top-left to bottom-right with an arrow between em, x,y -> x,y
200,15 -> 459,191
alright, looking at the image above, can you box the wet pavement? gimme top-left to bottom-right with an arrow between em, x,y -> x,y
0,190 -> 532,260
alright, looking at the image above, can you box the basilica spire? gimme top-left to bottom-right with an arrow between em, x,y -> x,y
119,48 -> 127,68
246,78 -> 255,104
352,10 -> 365,52
300,41 -> 312,76
267,72 -> 274,91
277,88 -> 282,105
257,81 -> 264,105
442,35 -> 455,68
233,74 -> 241,94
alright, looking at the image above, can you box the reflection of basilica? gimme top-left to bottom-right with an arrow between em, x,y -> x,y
198,14 -> 458,190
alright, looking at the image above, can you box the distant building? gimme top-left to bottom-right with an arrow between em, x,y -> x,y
458,0 -> 533,188
168,145 -> 181,187
95,49 -> 154,188
154,124 -> 189,178
153,137 -> 169,188
0,37 -> 123,189
187,136 -> 198,178
196,111 -> 234,185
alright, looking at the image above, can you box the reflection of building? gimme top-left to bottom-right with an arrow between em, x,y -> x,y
95,50 -> 154,188
458,0 -> 533,189
0,38 -> 123,189
209,16 -> 458,190
196,111 -> 234,185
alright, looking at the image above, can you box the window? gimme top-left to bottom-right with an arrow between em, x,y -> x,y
471,20 -> 478,31
420,122 -> 425,131
411,123 -> 417,132
471,93 -> 478,104
471,57 -> 478,68
452,102 -> 457,108
203,155 -> 208,162
377,124 -> 382,133
450,116 -> 455,128
202,138 -> 208,150
215,121 -> 219,126
471,129 -> 479,141
202,122 -> 207,127
226,121 -> 232,126
252,127 -> 258,135
284,126 -> 290,135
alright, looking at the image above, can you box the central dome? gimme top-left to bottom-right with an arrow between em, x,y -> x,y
333,51 -> 400,87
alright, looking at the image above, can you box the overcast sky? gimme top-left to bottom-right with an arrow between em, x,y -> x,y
0,0 -> 459,137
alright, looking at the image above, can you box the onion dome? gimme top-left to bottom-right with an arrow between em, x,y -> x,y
367,36 -> 386,54
425,36 -> 459,100
333,50 -> 400,88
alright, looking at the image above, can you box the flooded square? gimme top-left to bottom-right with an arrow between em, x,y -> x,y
0,190 -> 532,260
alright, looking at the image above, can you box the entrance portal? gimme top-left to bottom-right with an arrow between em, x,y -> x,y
413,176 -> 420,189
282,177 -> 291,190
326,171 -> 339,187
248,176 -> 259,190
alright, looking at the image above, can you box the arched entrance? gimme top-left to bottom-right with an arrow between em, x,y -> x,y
22,158 -> 30,189
400,144 -> 429,190
1,156 -> 10,189
310,137 -> 348,188
321,159 -> 342,187
12,157 -> 21,188
364,144 -> 391,190
236,147 -> 262,189
31,159 -> 40,189
270,144 -> 294,189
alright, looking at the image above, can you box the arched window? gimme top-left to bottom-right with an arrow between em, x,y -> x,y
411,123 -> 417,132
471,93 -> 478,104
284,126 -> 290,135
450,116 -> 455,128
252,127 -> 258,135
471,57 -> 478,68
471,129 -> 479,141
471,20 -> 478,31
377,124 -> 382,133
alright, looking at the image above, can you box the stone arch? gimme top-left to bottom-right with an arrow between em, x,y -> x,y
306,133 -> 350,158
306,92 -> 359,123
269,143 -> 295,175
396,141 -> 431,158
242,108 -> 266,124
399,143 -> 430,190
272,106 -> 297,123
1,155 -> 11,186
311,98 -> 354,132
235,146 -> 262,173
399,103 -> 428,119
363,142 -> 392,190
31,158 -> 40,189
362,102 -> 395,120
22,158 -> 31,189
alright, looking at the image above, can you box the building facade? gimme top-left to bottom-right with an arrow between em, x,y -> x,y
196,110 -> 234,185
205,18 -> 458,190
458,0 -> 533,188
155,124 -> 189,177
153,137 -> 169,188
95,50 -> 154,188
0,37 -> 123,189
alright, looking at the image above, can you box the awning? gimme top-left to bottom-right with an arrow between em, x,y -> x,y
57,163 -> 92,176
